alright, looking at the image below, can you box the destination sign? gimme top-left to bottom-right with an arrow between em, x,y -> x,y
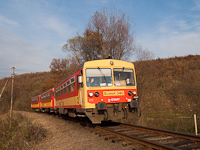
103,91 -> 124,96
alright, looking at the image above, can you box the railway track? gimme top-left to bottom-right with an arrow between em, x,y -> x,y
18,110 -> 200,149
95,123 -> 200,150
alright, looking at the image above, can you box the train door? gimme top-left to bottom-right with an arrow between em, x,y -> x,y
77,71 -> 85,108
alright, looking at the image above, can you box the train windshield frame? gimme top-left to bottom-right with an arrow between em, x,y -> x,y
86,68 -> 113,87
113,68 -> 135,86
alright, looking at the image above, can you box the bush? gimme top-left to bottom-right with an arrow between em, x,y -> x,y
0,113 -> 46,149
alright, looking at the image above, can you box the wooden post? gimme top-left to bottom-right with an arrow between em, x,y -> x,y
194,114 -> 198,135
10,67 -> 15,128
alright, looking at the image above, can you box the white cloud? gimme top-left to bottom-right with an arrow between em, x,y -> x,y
39,15 -> 74,37
138,29 -> 200,59
192,0 -> 200,10
0,15 -> 19,26
0,29 -> 51,78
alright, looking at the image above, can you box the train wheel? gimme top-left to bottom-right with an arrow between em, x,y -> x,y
123,108 -> 128,119
104,110 -> 108,120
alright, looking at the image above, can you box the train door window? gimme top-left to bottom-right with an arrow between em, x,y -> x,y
67,80 -> 70,93
77,75 -> 80,90
71,77 -> 75,92
63,83 -> 66,94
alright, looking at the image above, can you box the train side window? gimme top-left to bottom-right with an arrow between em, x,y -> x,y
61,85 -> 63,95
55,88 -> 58,97
71,77 -> 75,92
64,83 -> 66,94
58,86 -> 61,96
67,80 -> 70,93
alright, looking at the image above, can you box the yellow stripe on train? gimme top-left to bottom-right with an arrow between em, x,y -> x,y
41,101 -> 52,107
31,103 -> 39,108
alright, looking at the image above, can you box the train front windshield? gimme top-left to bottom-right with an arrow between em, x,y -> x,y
86,68 -> 112,87
114,68 -> 135,86
86,68 -> 135,87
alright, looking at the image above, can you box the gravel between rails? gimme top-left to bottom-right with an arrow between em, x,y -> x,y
16,111 -> 129,150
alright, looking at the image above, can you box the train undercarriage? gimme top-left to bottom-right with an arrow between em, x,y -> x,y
33,100 -> 140,124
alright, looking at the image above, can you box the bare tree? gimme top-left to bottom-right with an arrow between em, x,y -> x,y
63,8 -> 134,63
135,44 -> 155,61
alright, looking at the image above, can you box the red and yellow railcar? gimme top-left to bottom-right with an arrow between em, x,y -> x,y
40,88 -> 55,112
31,59 -> 140,124
54,68 -> 82,115
31,95 -> 40,111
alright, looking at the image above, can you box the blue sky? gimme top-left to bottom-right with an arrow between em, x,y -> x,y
0,0 -> 200,79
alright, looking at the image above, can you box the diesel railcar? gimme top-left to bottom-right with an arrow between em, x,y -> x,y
31,59 -> 140,124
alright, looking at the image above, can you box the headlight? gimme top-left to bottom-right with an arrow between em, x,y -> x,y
128,91 -> 132,96
133,91 -> 136,96
88,92 -> 93,97
95,92 -> 99,97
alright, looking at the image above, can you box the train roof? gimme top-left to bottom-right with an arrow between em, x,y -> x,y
40,88 -> 54,96
84,59 -> 135,68
54,66 -> 83,88
31,95 -> 40,99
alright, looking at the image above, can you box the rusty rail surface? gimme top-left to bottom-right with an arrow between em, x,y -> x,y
95,123 -> 200,150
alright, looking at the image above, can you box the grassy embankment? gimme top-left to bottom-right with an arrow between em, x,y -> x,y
0,112 -> 46,149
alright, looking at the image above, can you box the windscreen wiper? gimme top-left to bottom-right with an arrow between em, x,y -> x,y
98,67 -> 108,84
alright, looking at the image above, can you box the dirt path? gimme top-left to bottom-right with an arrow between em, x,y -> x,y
16,111 -> 128,150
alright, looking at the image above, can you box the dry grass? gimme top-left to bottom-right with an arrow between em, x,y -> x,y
0,112 -> 46,150
126,110 -> 200,134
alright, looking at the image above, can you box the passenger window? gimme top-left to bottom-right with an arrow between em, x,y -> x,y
61,85 -> 63,95
64,83 -> 66,94
67,80 -> 70,93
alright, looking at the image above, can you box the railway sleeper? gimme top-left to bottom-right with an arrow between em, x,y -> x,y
173,140 -> 197,147
112,138 -> 124,143
104,136 -> 117,140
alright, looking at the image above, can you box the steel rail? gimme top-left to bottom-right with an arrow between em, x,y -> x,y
119,123 -> 200,142
95,126 -> 179,150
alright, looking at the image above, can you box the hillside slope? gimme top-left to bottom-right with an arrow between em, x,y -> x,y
0,55 -> 199,132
